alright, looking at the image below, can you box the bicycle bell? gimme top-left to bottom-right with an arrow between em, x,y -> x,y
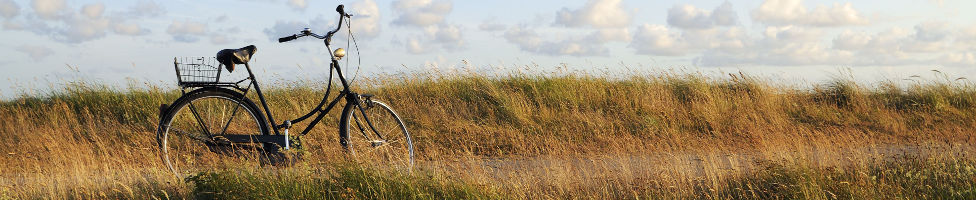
333,48 -> 346,60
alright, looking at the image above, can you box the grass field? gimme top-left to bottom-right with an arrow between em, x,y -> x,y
2,70 -> 976,199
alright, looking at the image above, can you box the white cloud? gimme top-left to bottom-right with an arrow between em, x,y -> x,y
112,22 -> 147,36
711,2 -> 738,26
32,0 -> 65,20
389,0 -> 463,53
17,45 -> 53,61
406,37 -> 427,54
288,0 -> 307,11
941,52 -> 976,67
264,20 -> 307,42
752,0 -> 868,27
211,35 -> 231,45
832,30 -> 871,50
263,16 -> 334,42
124,0 -> 165,19
80,3 -> 103,19
914,21 -> 950,42
590,28 -> 631,42
429,24 -> 463,49
504,26 -> 608,56
167,20 -> 208,42
689,21 -> 975,67
62,13 -> 111,42
4,1 -> 158,43
403,24 -> 465,54
391,0 -> 452,27
0,0 -> 19,19
667,2 -> 738,30
350,0 -> 381,38
478,20 -> 506,32
630,24 -> 690,56
554,0 -> 631,28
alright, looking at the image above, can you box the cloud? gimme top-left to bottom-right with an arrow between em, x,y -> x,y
264,20 -> 307,42
941,52 -> 976,67
914,21 -> 950,42
554,0 -> 631,28
31,0 -> 65,20
503,26 -> 608,56
123,0 -> 165,19
685,20 -> 976,67
478,20 -> 506,32
389,0 -> 463,53
4,1 -> 157,43
752,0 -> 868,27
667,2 -> 737,30
288,0 -> 307,11
17,45 -> 53,61
167,20 -> 208,42
405,37 -> 426,54
630,24 -> 691,56
112,22 -> 148,36
391,0 -> 452,27
429,24 -> 463,49
61,13 -> 111,42
80,3 -> 105,19
350,0 -> 381,38
402,24 -> 465,54
590,28 -> 630,43
262,16 -> 333,42
0,0 -> 19,19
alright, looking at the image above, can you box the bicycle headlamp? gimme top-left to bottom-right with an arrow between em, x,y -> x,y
333,48 -> 346,60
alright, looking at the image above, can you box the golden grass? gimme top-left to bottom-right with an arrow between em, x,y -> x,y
1,70 -> 975,199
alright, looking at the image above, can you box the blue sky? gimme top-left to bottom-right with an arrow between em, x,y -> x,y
1,0 -> 975,97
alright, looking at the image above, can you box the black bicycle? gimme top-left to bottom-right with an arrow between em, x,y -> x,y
156,5 -> 413,177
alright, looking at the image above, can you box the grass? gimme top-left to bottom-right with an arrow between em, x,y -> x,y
186,164 -> 497,200
1,70 -> 975,199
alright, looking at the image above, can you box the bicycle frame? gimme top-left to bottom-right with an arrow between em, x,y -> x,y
222,8 -> 373,140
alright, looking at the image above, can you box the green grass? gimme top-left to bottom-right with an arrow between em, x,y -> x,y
186,164 -> 499,200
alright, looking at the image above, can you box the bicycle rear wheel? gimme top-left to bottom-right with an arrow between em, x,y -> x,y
339,98 -> 414,170
157,87 -> 270,177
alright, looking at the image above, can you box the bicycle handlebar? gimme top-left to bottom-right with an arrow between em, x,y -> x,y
278,34 -> 298,43
277,5 -> 351,44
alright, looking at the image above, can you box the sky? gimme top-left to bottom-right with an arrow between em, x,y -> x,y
1,0 -> 975,97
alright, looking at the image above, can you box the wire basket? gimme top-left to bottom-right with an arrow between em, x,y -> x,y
174,57 -> 222,86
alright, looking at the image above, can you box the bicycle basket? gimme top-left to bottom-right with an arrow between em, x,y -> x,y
173,57 -> 222,87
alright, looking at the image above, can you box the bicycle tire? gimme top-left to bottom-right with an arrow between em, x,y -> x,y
339,98 -> 414,169
157,87 -> 270,178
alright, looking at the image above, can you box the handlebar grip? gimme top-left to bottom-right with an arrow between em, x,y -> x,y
278,34 -> 298,43
336,5 -> 345,15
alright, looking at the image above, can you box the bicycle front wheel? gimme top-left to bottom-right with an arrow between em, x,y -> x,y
157,87 -> 270,178
339,98 -> 414,169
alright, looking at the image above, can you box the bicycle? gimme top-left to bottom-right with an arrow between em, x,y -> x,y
156,5 -> 413,177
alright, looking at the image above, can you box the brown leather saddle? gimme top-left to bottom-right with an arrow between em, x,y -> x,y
216,45 -> 257,72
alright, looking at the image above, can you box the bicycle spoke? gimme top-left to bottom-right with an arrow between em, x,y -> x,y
357,105 -> 386,141
170,128 -> 212,143
160,93 -> 268,178
186,101 -> 213,136
352,112 -> 372,140
218,100 -> 244,135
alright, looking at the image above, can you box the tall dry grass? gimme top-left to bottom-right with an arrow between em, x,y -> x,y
1,70 -> 975,199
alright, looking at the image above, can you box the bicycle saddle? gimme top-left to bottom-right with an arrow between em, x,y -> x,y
216,45 -> 257,72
